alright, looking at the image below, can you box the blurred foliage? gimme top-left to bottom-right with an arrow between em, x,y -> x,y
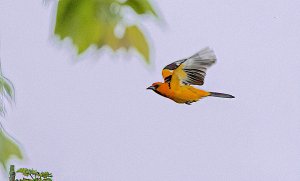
0,58 -> 23,171
0,130 -> 23,171
16,168 -> 53,181
0,72 -> 14,116
55,0 -> 158,63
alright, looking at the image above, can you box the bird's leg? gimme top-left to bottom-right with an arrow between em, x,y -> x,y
185,101 -> 192,105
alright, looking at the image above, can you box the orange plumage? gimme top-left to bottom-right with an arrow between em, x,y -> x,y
147,47 -> 234,105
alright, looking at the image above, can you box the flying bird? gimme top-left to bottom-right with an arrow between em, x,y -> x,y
147,47 -> 234,105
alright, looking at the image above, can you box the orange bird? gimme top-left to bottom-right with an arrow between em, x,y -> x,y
147,47 -> 234,105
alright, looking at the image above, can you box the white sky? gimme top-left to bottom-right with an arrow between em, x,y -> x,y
1,0 -> 300,180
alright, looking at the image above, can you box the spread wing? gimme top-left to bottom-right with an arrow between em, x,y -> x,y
162,47 -> 216,86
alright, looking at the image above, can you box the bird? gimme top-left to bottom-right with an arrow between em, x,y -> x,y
147,47 -> 234,105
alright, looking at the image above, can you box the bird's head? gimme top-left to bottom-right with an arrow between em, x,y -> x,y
147,82 -> 163,91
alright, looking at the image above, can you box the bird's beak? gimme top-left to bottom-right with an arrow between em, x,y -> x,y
147,86 -> 155,90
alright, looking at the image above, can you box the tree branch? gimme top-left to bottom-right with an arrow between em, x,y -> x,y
9,165 -> 15,181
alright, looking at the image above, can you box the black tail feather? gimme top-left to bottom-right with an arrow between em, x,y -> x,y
209,92 -> 235,98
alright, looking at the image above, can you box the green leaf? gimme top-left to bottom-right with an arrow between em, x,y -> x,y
123,0 -> 157,16
122,25 -> 150,63
0,130 -> 23,170
54,0 -> 156,63
40,171 -> 53,178
17,168 -> 53,180
0,74 -> 15,116
55,0 -> 104,53
17,168 -> 31,176
0,76 -> 14,101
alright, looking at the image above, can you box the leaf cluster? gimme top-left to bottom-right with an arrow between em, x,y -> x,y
55,0 -> 159,63
16,168 -> 53,181
0,61 -> 22,171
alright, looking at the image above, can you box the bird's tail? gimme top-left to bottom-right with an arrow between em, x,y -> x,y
209,92 -> 235,98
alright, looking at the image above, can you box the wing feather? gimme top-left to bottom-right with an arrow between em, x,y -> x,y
172,47 -> 216,86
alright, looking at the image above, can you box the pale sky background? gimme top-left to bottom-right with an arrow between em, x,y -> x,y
1,0 -> 300,180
